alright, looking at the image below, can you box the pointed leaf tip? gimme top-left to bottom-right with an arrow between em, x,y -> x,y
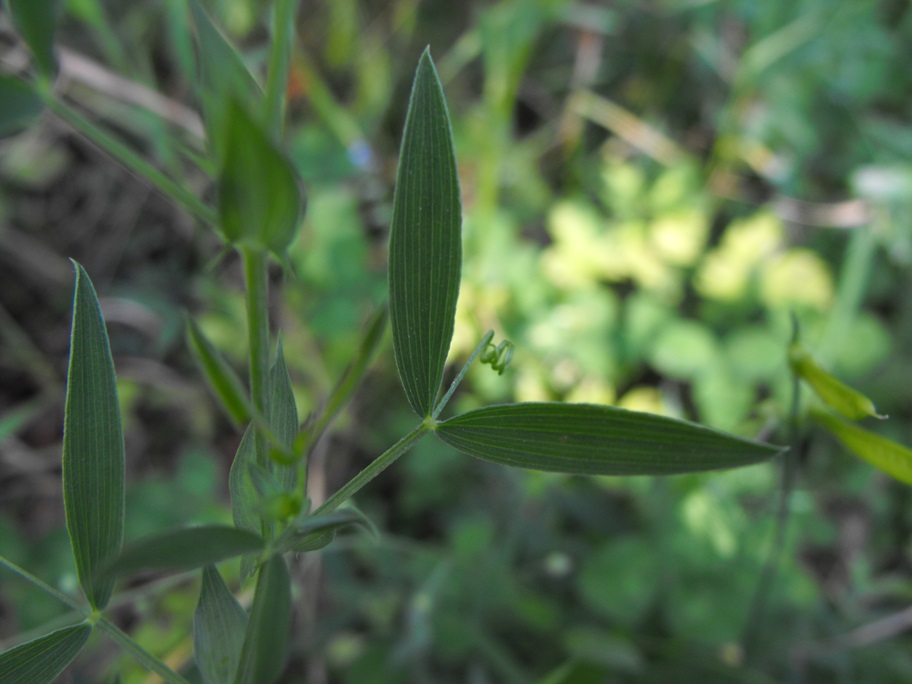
63,263 -> 124,609
437,402 -> 781,476
389,50 -> 462,417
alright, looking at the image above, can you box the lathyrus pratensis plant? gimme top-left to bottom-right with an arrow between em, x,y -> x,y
0,2 -> 793,682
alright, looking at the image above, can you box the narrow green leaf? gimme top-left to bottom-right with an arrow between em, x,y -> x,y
234,555 -> 291,684
63,262 -> 124,609
389,48 -> 462,417
217,99 -> 304,256
813,410 -> 912,486
0,75 -> 44,138
229,426 -> 260,583
185,314 -> 251,425
193,565 -> 248,684
0,623 -> 91,684
5,0 -> 61,78
789,343 -> 886,420
436,403 -> 782,475
267,339 -> 298,492
284,508 -> 375,553
102,526 -> 263,581
189,0 -> 261,159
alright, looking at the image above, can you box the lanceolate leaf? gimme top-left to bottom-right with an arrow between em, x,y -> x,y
5,0 -> 61,79
389,48 -> 462,418
0,76 -> 44,138
229,426 -> 260,583
436,403 -> 781,475
789,343 -> 886,421
234,555 -> 291,684
63,263 -> 124,609
189,0 -> 261,159
194,565 -> 248,684
267,339 -> 298,492
0,623 -> 91,684
217,99 -> 303,256
185,314 -> 252,425
814,410 -> 912,486
284,508 -> 375,553
102,526 -> 263,581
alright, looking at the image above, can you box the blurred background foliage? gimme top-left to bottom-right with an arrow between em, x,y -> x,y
1,0 -> 912,682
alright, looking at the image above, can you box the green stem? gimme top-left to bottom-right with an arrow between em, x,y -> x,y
313,423 -> 432,516
241,246 -> 271,469
264,0 -> 297,135
42,95 -> 218,228
96,617 -> 193,684
0,555 -> 84,612
433,330 -> 494,419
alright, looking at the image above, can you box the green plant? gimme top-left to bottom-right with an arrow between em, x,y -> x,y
2,1 -> 910,683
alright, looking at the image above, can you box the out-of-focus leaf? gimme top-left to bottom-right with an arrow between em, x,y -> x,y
234,555 -> 291,684
284,508 -> 375,553
189,0 -> 261,157
217,99 -> 304,256
307,306 -> 388,449
193,565 -> 248,684
789,343 -> 886,420
102,526 -> 262,581
185,314 -> 251,425
388,49 -> 462,418
5,0 -> 61,78
813,410 -> 912,486
229,426 -> 260,583
63,262 -> 124,609
267,339 -> 298,492
436,403 -> 781,475
0,623 -> 91,684
0,76 -> 44,138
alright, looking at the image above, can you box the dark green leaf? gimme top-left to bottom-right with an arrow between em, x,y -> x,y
267,339 -> 298,491
103,526 -> 263,580
194,565 -> 248,684
790,343 -> 886,420
234,555 -> 291,684
0,623 -> 91,684
436,403 -> 781,475
63,262 -> 124,609
0,76 -> 44,138
5,0 -> 61,78
388,48 -> 462,417
217,99 -> 304,256
185,314 -> 251,425
813,410 -> 912,486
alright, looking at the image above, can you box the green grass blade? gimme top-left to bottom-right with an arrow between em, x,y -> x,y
813,410 -> 912,486
0,623 -> 91,684
217,100 -> 304,256
63,262 -> 124,609
193,565 -> 248,684
5,0 -> 61,79
102,526 -> 263,581
0,75 -> 44,138
233,555 -> 291,684
388,48 -> 462,417
436,403 -> 782,475
185,314 -> 251,425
